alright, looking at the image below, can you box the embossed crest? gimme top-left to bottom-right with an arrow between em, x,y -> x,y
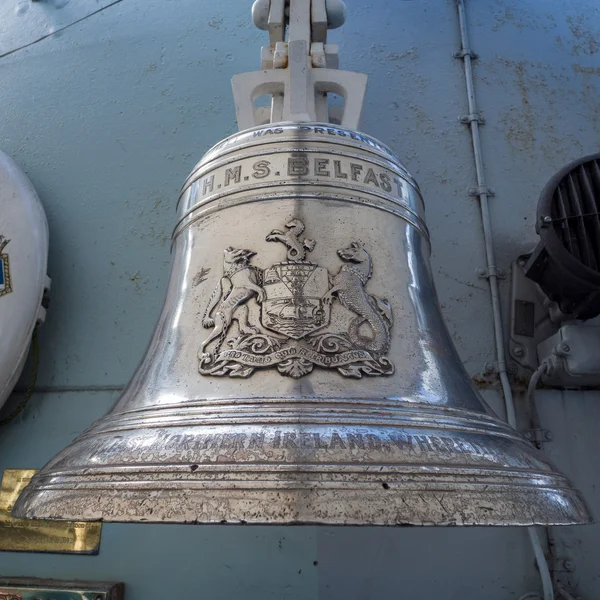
262,263 -> 330,339
199,219 -> 394,379
0,236 -> 12,297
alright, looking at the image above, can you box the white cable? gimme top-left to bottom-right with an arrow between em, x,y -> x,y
455,2 -> 554,600
528,527 -> 554,600
525,364 -> 553,600
527,363 -> 548,407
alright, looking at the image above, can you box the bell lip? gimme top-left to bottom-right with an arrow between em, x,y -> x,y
13,449 -> 592,527
13,486 -> 592,527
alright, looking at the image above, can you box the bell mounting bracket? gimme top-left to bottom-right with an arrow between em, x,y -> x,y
233,0 -> 367,129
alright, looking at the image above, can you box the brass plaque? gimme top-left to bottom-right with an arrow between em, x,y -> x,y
0,578 -> 123,600
0,470 -> 101,554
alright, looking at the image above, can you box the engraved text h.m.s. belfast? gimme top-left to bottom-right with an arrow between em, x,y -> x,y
198,218 -> 394,379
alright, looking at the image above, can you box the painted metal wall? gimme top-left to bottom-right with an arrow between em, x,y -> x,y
0,0 -> 598,597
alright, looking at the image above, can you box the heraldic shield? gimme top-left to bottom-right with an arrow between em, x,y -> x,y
261,262 -> 330,339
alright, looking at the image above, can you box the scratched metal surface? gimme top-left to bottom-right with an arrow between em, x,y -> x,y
0,0 -> 598,598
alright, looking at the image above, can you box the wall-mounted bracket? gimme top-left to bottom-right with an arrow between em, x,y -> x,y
236,0 -> 365,129
508,257 -> 557,372
509,254 -> 600,387
523,428 -> 553,444
477,266 -> 506,280
468,185 -> 494,197
460,113 -> 485,124
453,49 -> 478,59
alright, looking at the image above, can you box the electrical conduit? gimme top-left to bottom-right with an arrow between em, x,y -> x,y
454,2 -> 553,599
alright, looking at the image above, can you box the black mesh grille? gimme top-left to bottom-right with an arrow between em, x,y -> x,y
551,158 -> 600,272
525,153 -> 600,319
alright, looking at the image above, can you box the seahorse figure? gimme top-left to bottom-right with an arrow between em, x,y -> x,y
323,242 -> 393,354
265,218 -> 316,261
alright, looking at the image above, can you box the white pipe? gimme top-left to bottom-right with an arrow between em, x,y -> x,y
455,2 -> 553,600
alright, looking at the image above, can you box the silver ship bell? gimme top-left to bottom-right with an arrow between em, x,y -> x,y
14,0 -> 590,526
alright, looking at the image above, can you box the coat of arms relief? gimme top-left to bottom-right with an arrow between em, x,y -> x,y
198,218 -> 394,379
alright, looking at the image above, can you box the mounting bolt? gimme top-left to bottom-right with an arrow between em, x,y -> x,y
513,346 -> 525,358
563,560 -> 575,572
544,430 -> 554,441
524,431 -> 533,440
540,215 -> 552,227
560,343 -> 571,354
484,362 -> 495,374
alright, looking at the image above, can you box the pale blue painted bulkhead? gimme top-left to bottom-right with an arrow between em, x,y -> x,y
0,0 -> 598,598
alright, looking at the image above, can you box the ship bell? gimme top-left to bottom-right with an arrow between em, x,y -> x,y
13,0 -> 590,526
